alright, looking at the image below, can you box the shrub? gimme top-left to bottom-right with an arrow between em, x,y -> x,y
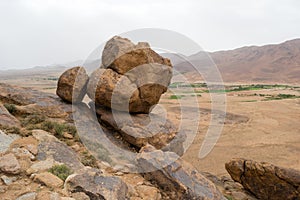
80,151 -> 98,168
48,165 -> 73,181
21,114 -> 46,126
4,104 -> 17,114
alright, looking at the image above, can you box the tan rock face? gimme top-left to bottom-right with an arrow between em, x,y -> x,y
0,153 -> 21,174
137,146 -> 225,200
34,172 -> 64,189
0,103 -> 21,128
87,36 -> 173,113
225,158 -> 300,200
56,66 -> 89,103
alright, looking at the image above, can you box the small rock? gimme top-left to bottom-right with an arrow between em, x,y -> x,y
56,66 -> 89,103
0,153 -> 21,174
136,185 -> 161,200
26,158 -> 57,175
16,192 -> 37,200
63,132 -> 74,139
34,172 -> 64,189
1,175 -> 17,185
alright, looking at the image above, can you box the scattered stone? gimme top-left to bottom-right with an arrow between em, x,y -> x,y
1,175 -> 17,185
137,146 -> 225,200
65,168 -> 128,200
16,192 -> 37,200
0,153 -> 21,174
63,132 -> 74,139
87,36 -> 172,113
56,66 -> 89,103
225,158 -> 300,200
10,136 -> 39,155
0,130 -> 20,153
34,172 -> 64,189
0,103 -> 21,127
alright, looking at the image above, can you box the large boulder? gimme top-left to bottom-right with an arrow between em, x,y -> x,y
225,158 -> 300,200
87,36 -> 173,113
95,105 -> 185,155
137,145 -> 225,200
56,66 -> 89,103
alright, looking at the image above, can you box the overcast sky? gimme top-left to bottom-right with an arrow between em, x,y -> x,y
1,0 -> 300,69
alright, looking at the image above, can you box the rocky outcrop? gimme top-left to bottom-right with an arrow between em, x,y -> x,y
65,168 -> 128,200
0,83 -> 73,121
137,145 -> 225,200
87,36 -> 173,113
225,158 -> 300,200
32,130 -> 84,172
95,105 -> 185,155
56,66 -> 89,103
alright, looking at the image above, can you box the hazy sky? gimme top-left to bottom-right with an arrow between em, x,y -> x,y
1,0 -> 300,69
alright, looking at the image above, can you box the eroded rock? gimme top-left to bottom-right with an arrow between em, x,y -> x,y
225,158 -> 300,200
95,106 -> 185,154
87,36 -> 173,113
32,130 -> 84,172
0,153 -> 21,174
137,146 -> 225,200
65,168 -> 128,200
34,172 -> 64,189
56,66 -> 89,103
0,103 -> 21,128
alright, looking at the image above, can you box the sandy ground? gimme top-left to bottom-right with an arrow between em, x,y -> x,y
1,75 -> 299,177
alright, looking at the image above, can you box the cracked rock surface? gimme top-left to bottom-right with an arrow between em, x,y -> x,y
225,158 -> 300,200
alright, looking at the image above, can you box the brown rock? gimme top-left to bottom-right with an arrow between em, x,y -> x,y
95,106 -> 185,155
102,36 -> 171,75
0,83 -> 73,121
34,172 -> 64,188
56,66 -> 89,103
0,103 -> 21,128
0,153 -> 21,174
65,168 -> 128,200
225,158 -> 300,200
87,36 -> 173,113
137,146 -> 225,200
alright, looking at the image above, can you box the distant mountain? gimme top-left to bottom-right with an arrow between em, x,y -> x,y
171,39 -> 300,84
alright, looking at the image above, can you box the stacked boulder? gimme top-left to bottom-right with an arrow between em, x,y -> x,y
56,36 -> 180,153
56,36 -> 225,200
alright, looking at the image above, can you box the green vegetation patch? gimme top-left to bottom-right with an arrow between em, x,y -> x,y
4,103 -> 17,115
48,164 -> 73,181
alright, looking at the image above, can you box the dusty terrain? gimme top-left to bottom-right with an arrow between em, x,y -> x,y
1,72 -> 299,177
